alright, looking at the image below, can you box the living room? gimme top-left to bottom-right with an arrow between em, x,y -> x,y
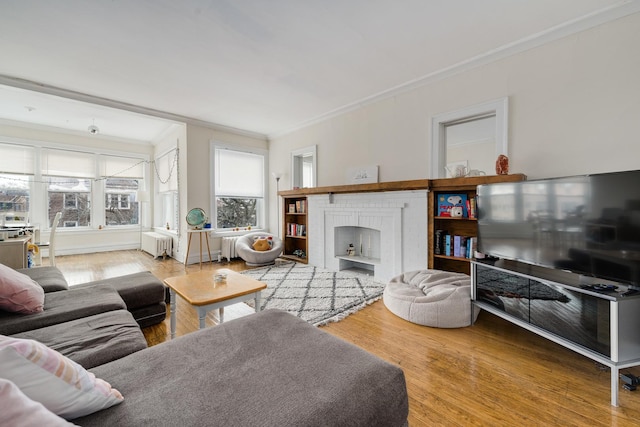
2,2 -> 640,425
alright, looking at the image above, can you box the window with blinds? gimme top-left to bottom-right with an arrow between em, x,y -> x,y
214,147 -> 265,230
0,143 -> 33,225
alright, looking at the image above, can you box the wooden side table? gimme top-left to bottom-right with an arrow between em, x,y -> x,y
185,229 -> 213,268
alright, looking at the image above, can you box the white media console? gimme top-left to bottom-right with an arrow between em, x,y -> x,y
471,259 -> 640,406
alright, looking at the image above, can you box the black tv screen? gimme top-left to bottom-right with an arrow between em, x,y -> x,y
476,170 -> 640,286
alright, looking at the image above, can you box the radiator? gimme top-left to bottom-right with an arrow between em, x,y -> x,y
141,232 -> 173,259
221,236 -> 241,262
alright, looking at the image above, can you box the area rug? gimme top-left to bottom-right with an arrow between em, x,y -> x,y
240,262 -> 386,326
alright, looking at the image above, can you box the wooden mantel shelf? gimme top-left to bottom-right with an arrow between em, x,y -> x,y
277,174 -> 526,197
278,179 -> 429,197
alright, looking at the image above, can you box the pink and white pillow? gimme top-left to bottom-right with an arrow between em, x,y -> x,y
0,262 -> 44,313
0,378 -> 75,426
0,335 -> 123,420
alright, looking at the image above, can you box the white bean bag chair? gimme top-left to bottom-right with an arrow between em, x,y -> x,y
383,269 -> 479,328
235,232 -> 284,267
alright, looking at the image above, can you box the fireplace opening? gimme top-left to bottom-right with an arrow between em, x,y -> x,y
334,226 -> 381,274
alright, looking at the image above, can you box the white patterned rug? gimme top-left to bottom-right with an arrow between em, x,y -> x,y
241,262 -> 386,326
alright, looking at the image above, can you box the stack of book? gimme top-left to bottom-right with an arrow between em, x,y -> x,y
288,200 -> 307,214
287,223 -> 306,237
434,231 -> 476,258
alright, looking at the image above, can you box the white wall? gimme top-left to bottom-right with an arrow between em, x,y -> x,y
268,13 -> 640,233
180,123 -> 267,264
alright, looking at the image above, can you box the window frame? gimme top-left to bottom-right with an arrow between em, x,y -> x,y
210,143 -> 267,233
0,139 -> 148,232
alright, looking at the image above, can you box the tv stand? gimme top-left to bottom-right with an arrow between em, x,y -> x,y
471,259 -> 640,406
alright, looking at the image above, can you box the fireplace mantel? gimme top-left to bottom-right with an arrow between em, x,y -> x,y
278,175 -> 527,197
278,179 -> 429,197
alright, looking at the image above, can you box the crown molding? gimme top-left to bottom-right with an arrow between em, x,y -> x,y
0,75 -> 267,141
268,1 -> 640,140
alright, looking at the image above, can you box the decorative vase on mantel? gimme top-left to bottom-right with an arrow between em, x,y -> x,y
496,154 -> 509,175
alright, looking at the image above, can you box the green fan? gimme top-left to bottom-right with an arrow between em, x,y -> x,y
186,208 -> 207,229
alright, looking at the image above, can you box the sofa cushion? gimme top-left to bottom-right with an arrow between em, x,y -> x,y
0,335 -> 123,420
74,271 -> 166,310
128,301 -> 167,329
0,263 -> 45,314
75,309 -> 408,426
12,309 -> 147,369
0,286 -> 126,335
0,378 -> 74,427
17,266 -> 69,292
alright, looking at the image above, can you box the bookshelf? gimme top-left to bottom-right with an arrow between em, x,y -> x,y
282,195 -> 308,263
428,174 -> 526,274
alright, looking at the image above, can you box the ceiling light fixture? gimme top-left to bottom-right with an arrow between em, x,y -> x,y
88,119 -> 99,135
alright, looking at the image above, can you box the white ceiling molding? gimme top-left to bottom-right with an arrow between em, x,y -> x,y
0,75 -> 268,141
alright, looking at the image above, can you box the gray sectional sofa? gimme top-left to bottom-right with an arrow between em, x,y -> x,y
0,266 -> 167,368
2,267 -> 409,425
75,309 -> 409,426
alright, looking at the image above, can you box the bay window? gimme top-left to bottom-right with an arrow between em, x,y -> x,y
102,155 -> 145,226
42,149 -> 95,227
155,148 -> 179,230
0,143 -> 33,226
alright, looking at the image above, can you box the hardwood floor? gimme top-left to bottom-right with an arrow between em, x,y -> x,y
53,250 -> 640,426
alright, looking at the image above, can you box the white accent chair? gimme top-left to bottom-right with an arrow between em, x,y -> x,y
235,232 -> 283,267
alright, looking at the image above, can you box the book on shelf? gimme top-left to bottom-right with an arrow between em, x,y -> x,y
289,203 -> 296,213
287,223 -> 306,237
453,235 -> 462,257
437,193 -> 469,217
434,229 -> 445,255
445,234 -> 452,256
435,232 -> 476,259
293,199 -> 307,214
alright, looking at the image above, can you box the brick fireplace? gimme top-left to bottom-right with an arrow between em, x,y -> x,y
306,190 -> 428,282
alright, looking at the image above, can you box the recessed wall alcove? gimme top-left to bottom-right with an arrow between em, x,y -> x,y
334,226 -> 381,274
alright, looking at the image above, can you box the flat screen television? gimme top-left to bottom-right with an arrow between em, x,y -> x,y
476,169 -> 640,287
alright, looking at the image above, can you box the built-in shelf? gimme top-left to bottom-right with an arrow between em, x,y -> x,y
434,216 -> 477,221
282,195 -> 308,264
335,255 -> 381,266
281,254 -> 307,263
428,174 -> 526,275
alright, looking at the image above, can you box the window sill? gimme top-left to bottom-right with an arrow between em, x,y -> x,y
212,228 -> 265,237
152,227 -> 178,236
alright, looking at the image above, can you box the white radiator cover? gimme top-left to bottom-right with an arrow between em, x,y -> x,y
221,236 -> 241,261
141,232 -> 173,259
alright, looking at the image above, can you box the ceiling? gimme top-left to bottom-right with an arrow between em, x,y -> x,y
0,0 -> 636,142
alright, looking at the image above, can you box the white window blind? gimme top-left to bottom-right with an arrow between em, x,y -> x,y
215,148 -> 264,198
42,149 -> 95,178
101,155 -> 144,179
155,149 -> 178,192
0,143 -> 34,174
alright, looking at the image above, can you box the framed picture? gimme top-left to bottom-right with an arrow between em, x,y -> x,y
346,165 -> 378,184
